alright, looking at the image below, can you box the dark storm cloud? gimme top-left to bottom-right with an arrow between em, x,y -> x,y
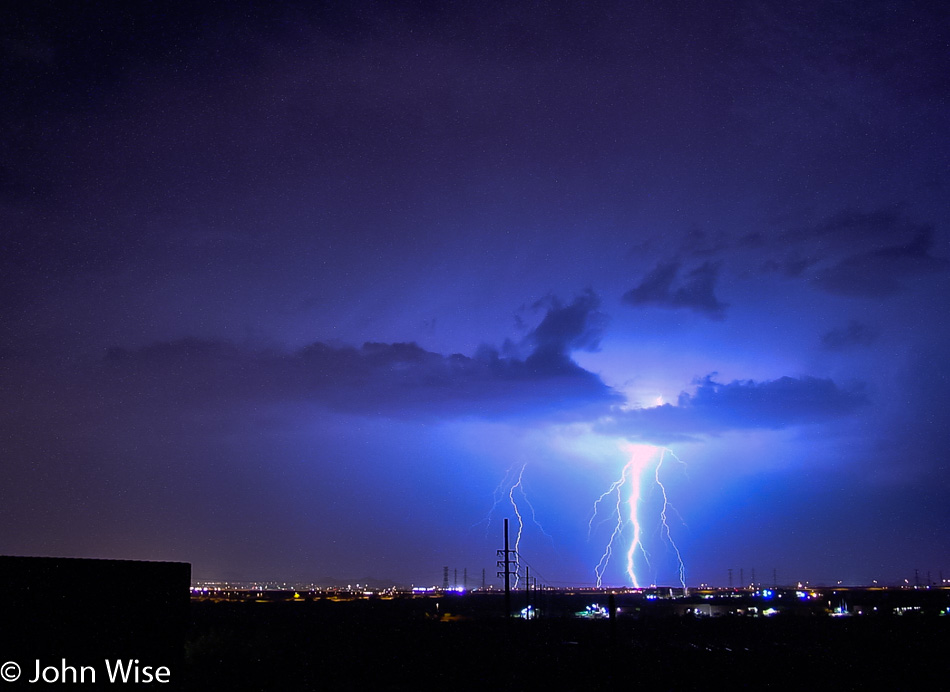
758,208 -> 950,297
95,294 -> 619,421
3,288 -> 866,445
821,321 -> 879,351
813,227 -> 949,297
22,288 -> 869,445
599,375 -> 866,443
814,208 -> 910,245
524,290 -> 605,369
622,261 -> 727,319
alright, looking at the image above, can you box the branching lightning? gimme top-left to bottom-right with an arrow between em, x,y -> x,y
483,463 -> 551,588
590,471 -> 629,587
654,450 -> 686,589
481,446 -> 686,590
508,465 -> 526,584
590,444 -> 687,588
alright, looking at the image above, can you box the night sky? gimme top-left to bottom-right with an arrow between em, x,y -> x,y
2,1 -> 948,587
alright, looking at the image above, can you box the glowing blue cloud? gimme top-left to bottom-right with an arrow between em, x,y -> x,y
598,375 -> 867,443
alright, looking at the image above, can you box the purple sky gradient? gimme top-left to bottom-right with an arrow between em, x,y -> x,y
2,1 -> 948,587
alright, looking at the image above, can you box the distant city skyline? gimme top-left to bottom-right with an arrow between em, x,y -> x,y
2,1 -> 948,588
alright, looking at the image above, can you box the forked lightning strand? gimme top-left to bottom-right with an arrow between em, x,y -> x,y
590,444 -> 686,588
655,450 -> 686,589
590,471 -> 627,587
508,465 -> 526,585
484,463 -> 551,588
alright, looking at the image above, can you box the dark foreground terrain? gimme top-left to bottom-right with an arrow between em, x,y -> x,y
185,597 -> 949,691
7,558 -> 946,689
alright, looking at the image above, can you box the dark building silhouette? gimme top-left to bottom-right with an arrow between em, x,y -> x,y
0,556 -> 190,687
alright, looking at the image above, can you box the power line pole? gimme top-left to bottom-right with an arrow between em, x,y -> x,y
497,518 -> 515,618
525,566 -> 531,618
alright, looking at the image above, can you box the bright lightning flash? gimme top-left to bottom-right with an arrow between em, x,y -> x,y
590,444 -> 686,589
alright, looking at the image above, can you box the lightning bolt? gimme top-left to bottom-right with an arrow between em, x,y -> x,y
483,463 -> 551,589
621,444 -> 655,588
655,448 -> 686,589
590,471 -> 626,587
479,464 -> 520,536
590,444 -> 687,589
508,465 -> 526,586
